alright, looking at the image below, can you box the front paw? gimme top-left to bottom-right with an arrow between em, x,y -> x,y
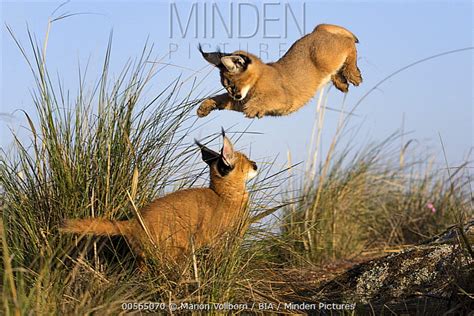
244,107 -> 264,119
197,99 -> 216,117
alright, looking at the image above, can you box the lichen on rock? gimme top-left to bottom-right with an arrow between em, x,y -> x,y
302,220 -> 474,314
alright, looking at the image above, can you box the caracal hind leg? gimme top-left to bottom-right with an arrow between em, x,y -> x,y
342,48 -> 362,86
125,237 -> 148,272
331,71 -> 349,92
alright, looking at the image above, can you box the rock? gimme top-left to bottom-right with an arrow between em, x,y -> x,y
298,220 -> 474,314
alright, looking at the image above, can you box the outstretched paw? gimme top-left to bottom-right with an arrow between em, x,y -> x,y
197,99 -> 216,117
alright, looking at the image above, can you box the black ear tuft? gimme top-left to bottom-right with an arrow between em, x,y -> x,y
195,139 -> 220,166
198,44 -> 229,68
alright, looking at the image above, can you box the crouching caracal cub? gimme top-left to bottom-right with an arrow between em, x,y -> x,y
60,130 -> 258,262
197,24 -> 362,118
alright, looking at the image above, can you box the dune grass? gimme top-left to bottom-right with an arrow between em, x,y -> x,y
1,23 -> 472,314
280,133 -> 471,265
0,25 -> 294,314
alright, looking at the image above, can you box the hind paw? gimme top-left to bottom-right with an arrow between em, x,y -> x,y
332,73 -> 349,93
344,67 -> 363,86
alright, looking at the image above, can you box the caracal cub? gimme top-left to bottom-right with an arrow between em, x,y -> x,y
61,131 -> 258,262
198,24 -> 362,118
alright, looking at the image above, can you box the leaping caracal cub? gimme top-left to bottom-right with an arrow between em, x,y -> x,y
60,130 -> 258,261
197,24 -> 362,119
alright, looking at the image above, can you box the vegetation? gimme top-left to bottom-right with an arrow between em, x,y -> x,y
281,132 -> 470,264
1,23 -> 471,315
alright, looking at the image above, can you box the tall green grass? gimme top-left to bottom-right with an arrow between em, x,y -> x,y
0,25 -> 203,311
280,88 -> 471,265
0,24 -> 293,313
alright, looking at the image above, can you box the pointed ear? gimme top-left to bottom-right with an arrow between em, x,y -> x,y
221,55 -> 246,73
198,44 -> 224,67
220,130 -> 235,166
195,139 -> 220,166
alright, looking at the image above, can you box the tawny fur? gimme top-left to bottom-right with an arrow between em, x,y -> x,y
60,132 -> 258,262
197,24 -> 362,119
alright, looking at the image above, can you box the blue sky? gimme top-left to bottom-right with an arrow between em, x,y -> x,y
1,1 -> 473,174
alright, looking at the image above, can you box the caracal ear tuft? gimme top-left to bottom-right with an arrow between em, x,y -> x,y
221,133 -> 235,166
195,139 -> 220,166
198,44 -> 223,67
221,55 -> 245,73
